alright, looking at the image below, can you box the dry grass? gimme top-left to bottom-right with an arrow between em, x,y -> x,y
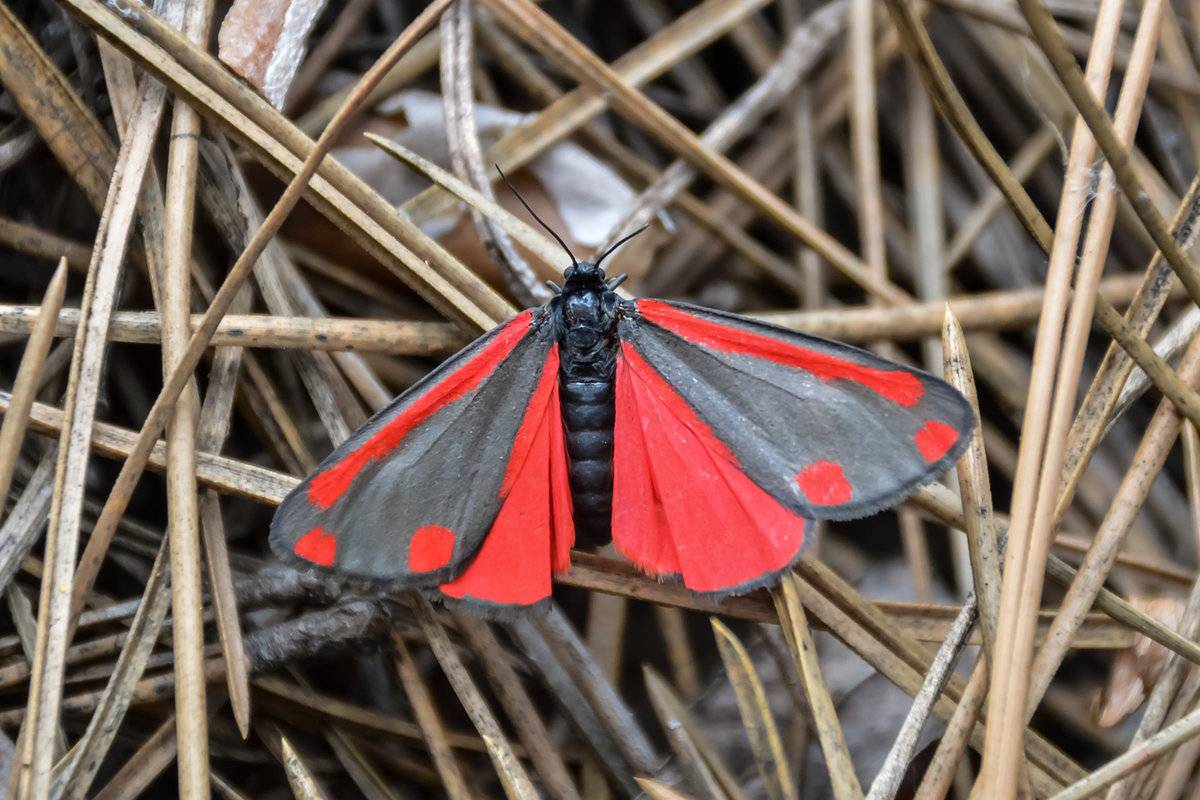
0,0 -> 1198,797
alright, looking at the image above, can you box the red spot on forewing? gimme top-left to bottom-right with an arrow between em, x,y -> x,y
611,344 -> 806,593
915,420 -> 959,462
294,527 -> 336,566
637,299 -> 924,407
440,346 -> 573,606
307,311 -> 534,510
408,525 -> 456,572
796,461 -> 853,505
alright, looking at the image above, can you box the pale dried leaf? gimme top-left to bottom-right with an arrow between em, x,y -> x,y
1095,596 -> 1186,727
218,0 -> 329,108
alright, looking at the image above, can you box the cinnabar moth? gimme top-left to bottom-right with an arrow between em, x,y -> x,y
270,190 -> 975,612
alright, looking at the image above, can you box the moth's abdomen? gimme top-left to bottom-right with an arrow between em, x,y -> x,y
561,378 -> 615,547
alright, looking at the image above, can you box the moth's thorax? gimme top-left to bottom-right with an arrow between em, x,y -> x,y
551,276 -> 621,383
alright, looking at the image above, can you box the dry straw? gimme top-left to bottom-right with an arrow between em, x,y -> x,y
1,0 -> 1200,797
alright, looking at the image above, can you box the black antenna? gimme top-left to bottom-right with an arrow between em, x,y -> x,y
495,165 -> 577,267
595,225 -> 650,269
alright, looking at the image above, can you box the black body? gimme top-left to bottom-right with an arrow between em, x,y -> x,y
549,261 -> 624,547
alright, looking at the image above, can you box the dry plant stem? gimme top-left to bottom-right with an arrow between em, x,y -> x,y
943,308 -> 1000,660
822,113 -> 1198,453
284,0 -> 375,114
711,619 -> 797,800
1057,178 -> 1200,526
160,1 -> 215,792
91,716 -> 176,800
782,0 -> 825,310
1016,0 -> 1200,310
279,737 -> 330,800
476,9 -> 807,292
64,0 -> 511,332
1029,331 -> 1200,719
790,563 -> 1077,795
0,5 -> 114,212
654,606 -> 701,701
190,227 -> 254,744
479,0 -> 908,306
0,273 -> 1168,353
867,600 -> 976,800
366,136 -> 579,278
66,0 -> 455,621
906,310 -> 1003,799
0,453 -> 56,598
440,0 -> 548,305
976,0 -> 1129,791
882,0 -> 1200,516
403,0 -> 774,225
0,218 -> 92,273
295,29 -> 440,135
1088,300 -> 1200,432
198,134 -> 388,417
880,0 -> 1053,249
391,631 -> 471,800
0,306 -> 466,355
322,722 -> 407,800
755,275 -> 1179,342
636,778 -> 693,800
1049,706 -> 1200,800
592,0 -> 848,255
914,657 -> 988,800
581,595 -> 631,800
18,55 -> 173,800
536,604 -> 661,776
508,621 -> 638,795
910,480 -> 1200,665
774,576 -> 863,800
1123,425 -> 1200,798
850,0 -> 885,282
211,143 -> 359,446
849,0 -> 935,608
51,542 -> 173,800
644,666 -> 745,800
0,262 -> 67,507
1016,0 -> 1169,723
196,490 -> 249,739
943,127 -> 1058,273
1108,432 -> 1200,800
453,615 -> 581,800
411,598 -> 538,800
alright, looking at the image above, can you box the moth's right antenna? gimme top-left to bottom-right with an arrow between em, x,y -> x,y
495,165 -> 577,267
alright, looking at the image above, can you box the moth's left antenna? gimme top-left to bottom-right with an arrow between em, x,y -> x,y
595,225 -> 650,269
496,165 -> 577,267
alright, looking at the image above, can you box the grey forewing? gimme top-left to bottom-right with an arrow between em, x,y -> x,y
619,308 -> 973,521
270,317 -> 555,583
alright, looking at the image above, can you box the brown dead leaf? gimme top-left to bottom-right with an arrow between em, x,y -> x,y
218,0 -> 329,108
1094,596 -> 1186,727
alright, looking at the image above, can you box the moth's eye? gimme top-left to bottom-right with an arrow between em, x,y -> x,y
564,266 -> 575,280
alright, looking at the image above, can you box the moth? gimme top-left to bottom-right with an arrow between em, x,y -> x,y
270,187 -> 976,612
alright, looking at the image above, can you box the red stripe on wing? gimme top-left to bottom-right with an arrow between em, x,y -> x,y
440,345 -> 574,606
308,311 -> 534,510
612,344 -> 806,593
637,300 -> 924,407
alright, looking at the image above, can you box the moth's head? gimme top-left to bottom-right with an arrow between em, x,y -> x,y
563,260 -> 604,290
